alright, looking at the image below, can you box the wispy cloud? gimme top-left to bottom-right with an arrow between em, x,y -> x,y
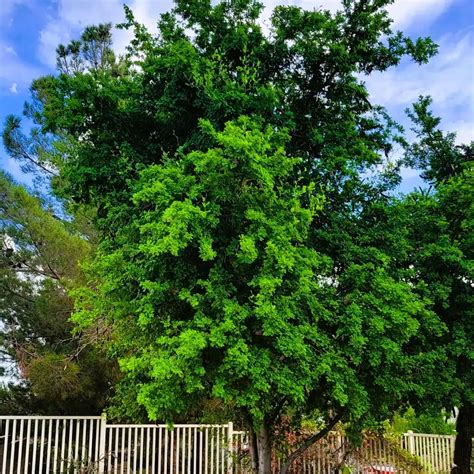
37,0 -> 173,67
113,0 -> 174,54
0,42 -> 45,95
38,20 -> 71,68
364,28 -> 474,143
33,0 -> 464,66
0,0 -> 31,25
9,82 -> 17,94
38,0 -> 125,68
386,0 -> 455,30
445,119 -> 474,145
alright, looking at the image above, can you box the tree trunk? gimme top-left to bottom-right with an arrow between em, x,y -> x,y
250,430 -> 259,473
451,401 -> 473,474
249,423 -> 273,474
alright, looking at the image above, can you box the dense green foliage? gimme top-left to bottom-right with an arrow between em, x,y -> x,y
0,173 -> 115,414
389,407 -> 455,436
398,98 -> 473,472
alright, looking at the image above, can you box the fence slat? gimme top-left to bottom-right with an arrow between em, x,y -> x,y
127,427 -> 131,474
9,419 -> 16,474
15,419 -> 23,474
444,435 -> 451,472
107,427 -> 112,473
2,419 -> 9,474
176,427 -> 180,474
23,419 -> 31,474
53,419 -> 60,474
45,419 -> 52,473
38,419 -> 45,474
151,427 -> 156,474
95,419 -> 100,466
169,427 -> 172,474
164,428 -> 168,474
121,427 -> 125,474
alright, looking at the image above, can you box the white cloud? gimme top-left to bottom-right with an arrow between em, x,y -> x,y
386,0 -> 455,30
444,119 -> 474,145
364,28 -> 474,139
9,82 -> 17,93
37,0 -> 174,67
113,0 -> 174,54
128,0 -> 171,32
0,42 -> 44,94
58,0 -> 124,27
27,0 -> 474,149
38,0 -> 125,67
0,0 -> 30,25
38,20 -> 71,68
400,166 -> 420,179
34,0 -> 461,67
0,154 -> 30,184
297,0 -> 340,12
2,44 -> 16,56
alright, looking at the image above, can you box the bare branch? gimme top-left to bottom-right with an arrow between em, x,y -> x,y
279,410 -> 345,474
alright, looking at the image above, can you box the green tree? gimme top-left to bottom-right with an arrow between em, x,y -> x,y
0,172 -> 115,414
1,23 -> 119,415
4,1 -> 447,471
72,116 -> 443,472
398,98 -> 473,473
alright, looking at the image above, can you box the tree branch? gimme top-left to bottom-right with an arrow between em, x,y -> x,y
16,141 -> 58,177
0,283 -> 35,304
279,410 -> 346,474
267,397 -> 287,426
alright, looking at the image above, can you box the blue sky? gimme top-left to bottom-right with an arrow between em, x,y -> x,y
1,0 -> 473,193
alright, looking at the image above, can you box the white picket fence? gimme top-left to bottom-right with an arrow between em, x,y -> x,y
102,423 -> 233,473
401,432 -> 457,473
0,416 -> 233,474
0,415 -> 460,473
1,416 -> 102,474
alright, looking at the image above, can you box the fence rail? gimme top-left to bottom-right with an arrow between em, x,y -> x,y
0,416 -> 463,473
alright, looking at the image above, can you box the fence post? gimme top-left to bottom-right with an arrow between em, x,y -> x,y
227,421 -> 234,473
407,430 -> 415,455
98,412 -> 107,473
336,433 -> 343,468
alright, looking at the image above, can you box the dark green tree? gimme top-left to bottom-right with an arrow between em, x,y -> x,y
1,21 -> 121,416
0,172 -> 115,414
398,98 -> 473,473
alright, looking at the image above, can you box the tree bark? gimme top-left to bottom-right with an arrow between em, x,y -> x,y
451,401 -> 473,474
250,423 -> 273,474
257,423 -> 272,474
250,430 -> 259,473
